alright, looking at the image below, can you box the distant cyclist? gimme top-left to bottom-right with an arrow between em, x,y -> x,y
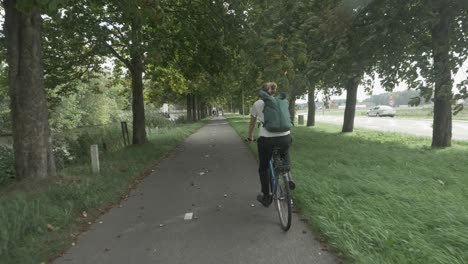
247,82 -> 294,207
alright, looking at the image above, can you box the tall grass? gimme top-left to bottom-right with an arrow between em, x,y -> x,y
226,114 -> 468,264
0,122 -> 204,263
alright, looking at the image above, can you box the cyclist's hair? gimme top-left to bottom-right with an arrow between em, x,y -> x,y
261,82 -> 277,95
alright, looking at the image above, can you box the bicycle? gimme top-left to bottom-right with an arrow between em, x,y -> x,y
269,147 -> 293,231
246,138 -> 294,231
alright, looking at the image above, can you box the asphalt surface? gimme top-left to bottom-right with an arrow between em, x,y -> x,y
54,117 -> 338,264
311,115 -> 468,140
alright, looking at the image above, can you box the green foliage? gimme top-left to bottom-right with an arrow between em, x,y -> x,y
145,65 -> 189,105
408,97 -> 422,107
49,74 -> 128,130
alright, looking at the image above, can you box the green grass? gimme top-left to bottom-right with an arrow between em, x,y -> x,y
0,122 -> 205,264
226,114 -> 468,264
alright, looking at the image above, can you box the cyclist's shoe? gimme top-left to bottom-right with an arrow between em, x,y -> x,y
288,174 -> 296,190
289,180 -> 296,190
257,193 -> 272,207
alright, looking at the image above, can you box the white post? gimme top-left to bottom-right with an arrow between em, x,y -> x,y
90,144 -> 100,175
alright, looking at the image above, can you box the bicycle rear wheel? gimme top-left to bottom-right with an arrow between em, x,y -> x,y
274,171 -> 292,231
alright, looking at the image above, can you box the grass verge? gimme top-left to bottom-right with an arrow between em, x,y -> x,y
0,121 -> 205,264
226,114 -> 468,264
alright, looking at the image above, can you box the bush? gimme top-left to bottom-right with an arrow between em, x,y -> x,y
145,108 -> 174,128
0,111 -> 11,132
175,115 -> 188,124
55,124 -> 125,163
0,145 -> 14,184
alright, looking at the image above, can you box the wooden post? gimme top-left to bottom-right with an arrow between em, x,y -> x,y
90,144 -> 100,175
121,122 -> 130,146
298,115 -> 304,125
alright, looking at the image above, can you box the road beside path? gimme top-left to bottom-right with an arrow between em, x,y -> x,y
54,117 -> 338,264
309,115 -> 468,140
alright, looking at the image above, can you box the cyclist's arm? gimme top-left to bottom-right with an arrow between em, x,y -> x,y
248,114 -> 256,140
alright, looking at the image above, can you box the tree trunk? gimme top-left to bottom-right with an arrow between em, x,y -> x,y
130,17 -> 147,145
130,56 -> 147,145
288,96 -> 296,123
4,1 -> 55,179
342,77 -> 360,133
197,100 -> 202,120
192,95 -> 197,121
431,1 -> 453,147
187,94 -> 193,122
307,85 -> 316,127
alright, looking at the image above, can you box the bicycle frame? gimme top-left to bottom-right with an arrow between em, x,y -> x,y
269,150 -> 292,195
269,158 -> 277,197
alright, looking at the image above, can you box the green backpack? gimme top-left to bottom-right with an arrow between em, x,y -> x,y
259,90 -> 292,132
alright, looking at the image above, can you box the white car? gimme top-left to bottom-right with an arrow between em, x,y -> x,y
367,105 -> 396,117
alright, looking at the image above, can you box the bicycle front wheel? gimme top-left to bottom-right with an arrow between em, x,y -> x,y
275,171 -> 292,231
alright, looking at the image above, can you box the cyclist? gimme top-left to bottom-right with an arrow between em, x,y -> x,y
247,82 -> 294,207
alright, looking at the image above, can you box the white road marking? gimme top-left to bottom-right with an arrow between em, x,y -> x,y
184,212 -> 193,220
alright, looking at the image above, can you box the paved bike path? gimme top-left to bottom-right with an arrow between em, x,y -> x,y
55,117 -> 338,264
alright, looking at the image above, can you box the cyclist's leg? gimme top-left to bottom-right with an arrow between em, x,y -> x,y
277,135 -> 292,171
276,135 -> 295,190
257,137 -> 274,195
